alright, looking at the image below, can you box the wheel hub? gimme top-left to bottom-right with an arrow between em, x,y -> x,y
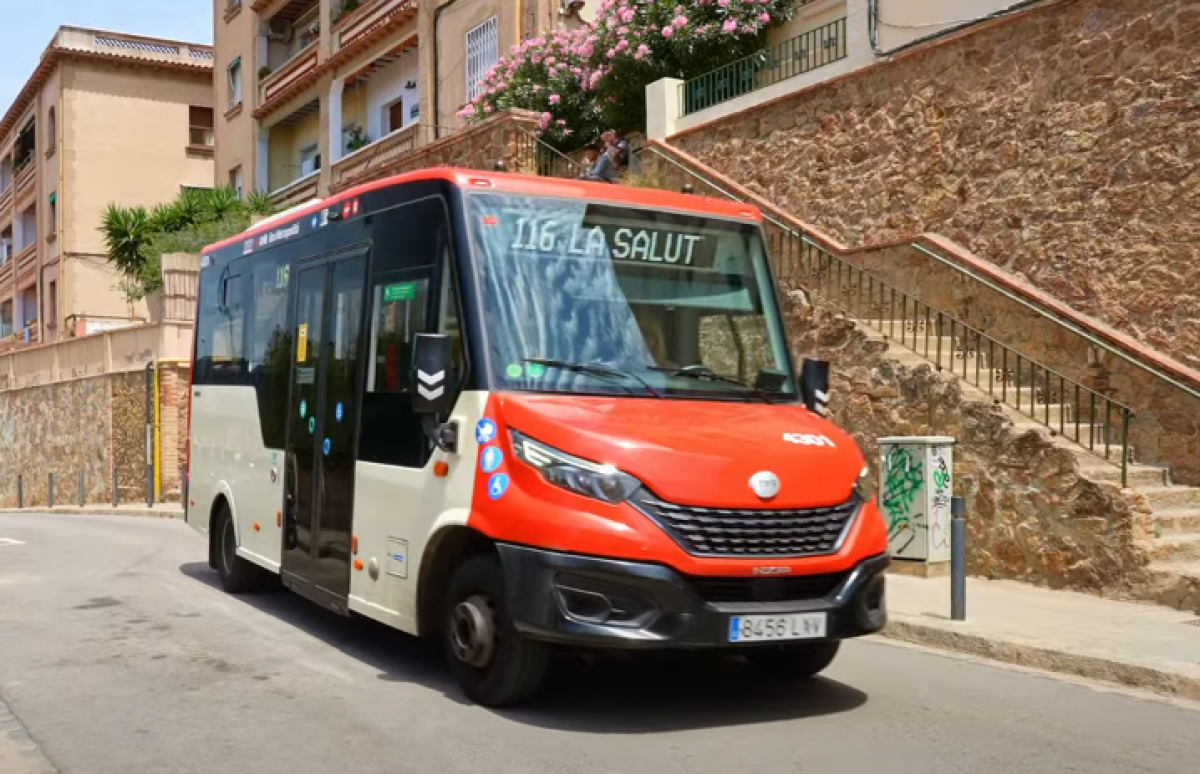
450,594 -> 496,668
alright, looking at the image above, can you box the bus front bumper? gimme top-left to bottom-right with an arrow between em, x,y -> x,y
495,543 -> 888,651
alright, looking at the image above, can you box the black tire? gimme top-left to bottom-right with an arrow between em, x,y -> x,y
214,503 -> 260,594
743,641 -> 841,680
442,554 -> 549,707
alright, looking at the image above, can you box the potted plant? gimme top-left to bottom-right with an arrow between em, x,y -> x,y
258,65 -> 272,81
345,126 -> 370,152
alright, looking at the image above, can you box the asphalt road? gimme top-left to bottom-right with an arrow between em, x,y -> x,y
1,513 -> 1197,774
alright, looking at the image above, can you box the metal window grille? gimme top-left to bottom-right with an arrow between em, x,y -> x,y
465,17 -> 499,103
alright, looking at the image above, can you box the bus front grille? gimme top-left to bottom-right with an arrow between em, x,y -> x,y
630,491 -> 860,559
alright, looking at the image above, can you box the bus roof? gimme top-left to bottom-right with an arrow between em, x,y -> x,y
200,167 -> 763,257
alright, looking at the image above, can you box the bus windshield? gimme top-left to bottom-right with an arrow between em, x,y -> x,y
466,192 -> 796,401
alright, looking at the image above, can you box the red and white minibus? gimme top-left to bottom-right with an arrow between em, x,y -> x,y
185,168 -> 888,706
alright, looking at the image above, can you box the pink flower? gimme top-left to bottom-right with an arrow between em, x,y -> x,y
549,94 -> 561,104
718,0 -> 729,6
742,23 -> 755,33
661,25 -> 674,37
620,8 -> 635,22
634,43 -> 649,59
722,18 -> 737,31
758,12 -> 770,22
673,14 -> 688,27
532,84 -> 541,92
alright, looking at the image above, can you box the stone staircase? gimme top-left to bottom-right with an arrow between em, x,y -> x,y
866,319 -> 1200,612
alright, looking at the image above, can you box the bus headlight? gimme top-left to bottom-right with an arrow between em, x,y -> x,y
853,465 -> 872,501
511,430 -> 641,505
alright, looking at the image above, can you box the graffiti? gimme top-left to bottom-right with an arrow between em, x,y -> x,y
882,446 -> 925,556
929,450 -> 951,553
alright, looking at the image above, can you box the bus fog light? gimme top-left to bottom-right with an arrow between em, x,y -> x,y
553,576 -> 657,627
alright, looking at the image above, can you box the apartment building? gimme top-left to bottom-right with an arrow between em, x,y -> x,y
215,0 -> 595,209
0,26 -> 215,351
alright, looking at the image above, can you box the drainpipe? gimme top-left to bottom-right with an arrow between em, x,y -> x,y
868,0 -> 1049,58
431,0 -> 468,140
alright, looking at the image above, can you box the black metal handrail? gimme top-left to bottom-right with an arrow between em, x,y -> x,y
680,17 -> 849,116
513,131 -> 587,179
634,145 -> 1135,484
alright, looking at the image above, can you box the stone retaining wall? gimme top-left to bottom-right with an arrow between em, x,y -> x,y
672,0 -> 1200,370
790,297 -> 1154,594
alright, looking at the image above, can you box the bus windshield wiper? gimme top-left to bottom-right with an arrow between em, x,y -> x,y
647,365 -> 772,403
524,358 -> 663,398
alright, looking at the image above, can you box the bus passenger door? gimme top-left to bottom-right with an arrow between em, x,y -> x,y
281,250 -> 367,614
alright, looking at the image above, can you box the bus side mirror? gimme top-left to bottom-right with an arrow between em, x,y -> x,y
799,358 -> 830,417
412,333 -> 454,416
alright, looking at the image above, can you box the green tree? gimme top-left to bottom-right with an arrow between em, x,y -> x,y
100,186 -> 276,302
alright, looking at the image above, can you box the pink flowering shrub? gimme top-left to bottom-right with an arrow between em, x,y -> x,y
458,0 -> 795,150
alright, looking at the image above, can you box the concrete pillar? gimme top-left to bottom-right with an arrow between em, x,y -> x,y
328,77 -> 345,164
256,126 -> 270,193
644,78 -> 683,142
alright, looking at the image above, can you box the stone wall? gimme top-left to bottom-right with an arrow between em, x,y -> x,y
0,365 -> 189,507
672,0 -> 1200,369
789,296 -> 1154,595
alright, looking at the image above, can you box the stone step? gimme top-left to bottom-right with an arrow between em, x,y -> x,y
1011,421 -> 1118,451
1143,560 -> 1200,613
1142,533 -> 1200,562
1140,486 -> 1200,510
1151,508 -> 1200,536
1079,463 -> 1170,487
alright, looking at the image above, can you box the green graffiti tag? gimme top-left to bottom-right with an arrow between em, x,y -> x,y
882,446 -> 924,540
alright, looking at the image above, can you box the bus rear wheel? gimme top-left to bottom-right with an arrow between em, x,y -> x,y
442,554 -> 549,707
215,503 -> 260,594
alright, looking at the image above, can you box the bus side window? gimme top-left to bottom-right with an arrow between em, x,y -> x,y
358,275 -> 432,468
196,260 -> 248,386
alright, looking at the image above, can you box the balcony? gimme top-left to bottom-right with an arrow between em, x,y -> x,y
0,255 -> 12,290
14,156 -> 35,194
0,184 -> 10,216
257,44 -> 320,118
679,17 -> 849,116
268,171 -> 320,210
332,123 -> 423,189
13,242 -> 37,280
330,0 -> 417,60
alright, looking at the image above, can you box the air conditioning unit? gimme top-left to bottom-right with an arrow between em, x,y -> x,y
267,18 -> 294,43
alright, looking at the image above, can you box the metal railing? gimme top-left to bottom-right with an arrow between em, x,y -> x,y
680,18 -> 848,116
513,131 -> 587,179
634,145 -> 1135,484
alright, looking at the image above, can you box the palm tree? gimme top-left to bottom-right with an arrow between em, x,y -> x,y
100,204 -> 151,275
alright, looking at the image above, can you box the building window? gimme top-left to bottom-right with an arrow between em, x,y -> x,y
190,106 -> 215,148
299,143 -> 320,177
44,280 -> 56,328
48,192 -> 57,236
46,107 -> 56,155
229,166 -> 244,198
228,57 -> 243,108
466,17 -> 499,103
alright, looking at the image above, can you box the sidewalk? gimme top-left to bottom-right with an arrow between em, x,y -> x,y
0,503 -> 183,519
881,572 -> 1200,700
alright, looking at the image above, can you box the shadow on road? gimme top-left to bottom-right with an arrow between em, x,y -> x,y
180,561 -> 868,733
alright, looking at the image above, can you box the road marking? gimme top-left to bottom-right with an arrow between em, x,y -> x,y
0,538 -> 26,546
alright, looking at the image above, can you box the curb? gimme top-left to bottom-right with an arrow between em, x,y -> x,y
880,617 -> 1200,702
0,507 -> 183,520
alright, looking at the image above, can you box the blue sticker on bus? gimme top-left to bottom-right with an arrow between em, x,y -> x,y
480,446 -> 503,474
475,419 -> 497,445
487,473 -> 510,500
335,402 -> 344,422
323,438 -> 331,456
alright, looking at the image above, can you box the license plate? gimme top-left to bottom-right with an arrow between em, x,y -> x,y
728,613 -> 827,643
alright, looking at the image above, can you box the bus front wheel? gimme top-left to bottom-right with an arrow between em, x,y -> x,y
442,554 -> 549,707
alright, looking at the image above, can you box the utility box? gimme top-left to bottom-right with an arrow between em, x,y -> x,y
878,436 -> 956,568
